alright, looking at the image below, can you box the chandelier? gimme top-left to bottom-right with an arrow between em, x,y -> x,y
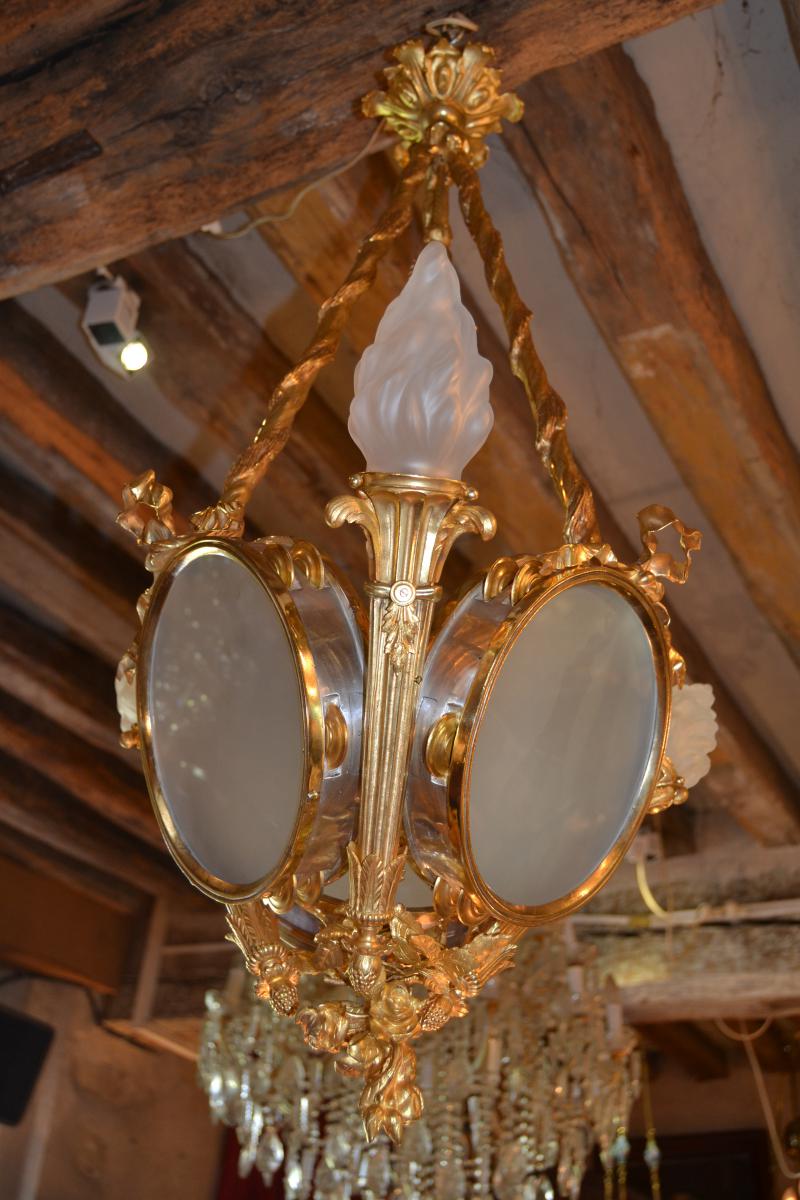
115,22 -> 713,1141
198,934 -> 641,1200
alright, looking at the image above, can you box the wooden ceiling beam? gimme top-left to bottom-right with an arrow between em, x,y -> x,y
0,598 -> 129,766
0,0 -> 719,299
636,1021 -> 729,1080
0,853 -> 137,994
503,45 -> 800,662
0,300 -> 224,549
591,923 -> 800,1022
0,749 -> 179,897
782,0 -> 800,68
59,244 -> 371,580
0,688 -> 158,849
0,822 -> 148,917
0,457 -> 140,664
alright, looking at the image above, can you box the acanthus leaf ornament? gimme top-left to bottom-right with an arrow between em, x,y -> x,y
117,469 -> 176,545
362,38 -> 524,166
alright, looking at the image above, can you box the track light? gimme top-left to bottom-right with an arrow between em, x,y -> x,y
82,272 -> 150,376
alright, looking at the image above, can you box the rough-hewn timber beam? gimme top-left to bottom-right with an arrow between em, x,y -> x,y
0,688 -> 158,848
0,0 -> 720,298
636,1021 -> 729,1080
782,0 -> 800,68
0,749 -> 178,896
591,924 -> 800,1022
0,599 -> 124,764
591,843 -> 800,913
0,853 -> 137,993
0,457 -> 141,664
504,45 -> 800,662
0,301 -> 225,548
0,821 -> 148,916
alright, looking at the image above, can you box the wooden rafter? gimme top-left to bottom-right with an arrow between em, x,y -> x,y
636,1021 -> 729,1080
0,0 -> 719,299
0,688 -> 157,848
0,750 -> 176,896
503,45 -> 800,662
782,0 -> 800,68
0,854 -> 137,993
0,301 -> 223,547
0,458 -> 141,664
0,599 -> 124,764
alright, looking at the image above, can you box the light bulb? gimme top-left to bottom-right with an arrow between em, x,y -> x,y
348,242 -> 493,479
120,338 -> 149,372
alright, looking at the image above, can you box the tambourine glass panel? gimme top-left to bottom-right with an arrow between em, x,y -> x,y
408,567 -> 669,924
466,580 -> 662,910
138,539 -> 364,902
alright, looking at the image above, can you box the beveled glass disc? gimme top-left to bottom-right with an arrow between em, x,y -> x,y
142,546 -> 306,894
463,580 -> 663,913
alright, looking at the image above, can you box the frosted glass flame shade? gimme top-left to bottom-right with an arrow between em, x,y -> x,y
146,552 -> 304,886
468,584 -> 660,908
667,681 -> 717,788
348,242 -> 493,478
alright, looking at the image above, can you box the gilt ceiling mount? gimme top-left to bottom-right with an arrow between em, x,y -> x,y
115,25 -> 713,1143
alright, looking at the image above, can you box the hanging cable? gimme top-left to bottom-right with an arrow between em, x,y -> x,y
201,122 -> 389,240
713,1015 -> 800,1183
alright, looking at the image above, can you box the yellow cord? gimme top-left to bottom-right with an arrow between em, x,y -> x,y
635,859 -> 671,920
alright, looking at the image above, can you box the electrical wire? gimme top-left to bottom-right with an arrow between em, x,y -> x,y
742,1031 -> 800,1182
712,1013 -> 800,1183
201,121 -> 389,240
635,858 -> 671,921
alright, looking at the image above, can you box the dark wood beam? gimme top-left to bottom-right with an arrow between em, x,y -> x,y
0,688 -> 158,848
0,599 -> 128,765
0,821 -> 147,916
0,749 -> 179,896
636,1020 -> 729,1080
0,301 -> 223,548
0,853 -> 137,993
0,457 -> 141,664
59,243 -> 370,579
0,0 -> 719,299
782,0 -> 800,69
503,45 -> 800,662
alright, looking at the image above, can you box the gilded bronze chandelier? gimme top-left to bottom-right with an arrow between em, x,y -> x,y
116,25 -> 708,1142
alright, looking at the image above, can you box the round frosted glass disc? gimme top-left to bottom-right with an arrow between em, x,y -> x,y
467,582 -> 660,909
146,550 -> 305,889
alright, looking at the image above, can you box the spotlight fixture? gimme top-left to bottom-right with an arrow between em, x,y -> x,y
82,271 -> 150,376
114,23 -> 716,1142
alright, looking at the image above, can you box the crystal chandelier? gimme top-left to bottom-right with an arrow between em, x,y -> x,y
115,21 -> 713,1141
198,934 -> 641,1200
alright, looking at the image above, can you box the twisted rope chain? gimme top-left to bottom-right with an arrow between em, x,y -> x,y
197,144 -> 432,528
450,152 -> 600,547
